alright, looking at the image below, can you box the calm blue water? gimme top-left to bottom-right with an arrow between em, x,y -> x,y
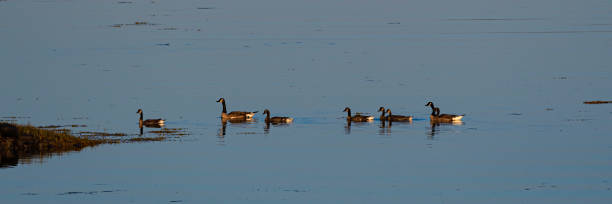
2,0 -> 612,203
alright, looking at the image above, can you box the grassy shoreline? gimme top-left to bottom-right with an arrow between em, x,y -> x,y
0,122 -> 115,167
0,122 -> 186,168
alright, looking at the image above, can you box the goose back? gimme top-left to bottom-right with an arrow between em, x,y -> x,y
386,109 -> 412,121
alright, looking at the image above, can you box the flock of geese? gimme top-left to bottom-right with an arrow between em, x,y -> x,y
137,98 -> 465,128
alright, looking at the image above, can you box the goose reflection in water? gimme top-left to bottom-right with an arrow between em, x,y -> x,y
344,120 -> 373,135
263,121 -> 291,134
139,123 -> 163,136
378,119 -> 391,135
387,117 -> 412,128
345,120 -> 351,135
217,117 -> 255,137
428,121 -> 464,138
377,117 -> 412,135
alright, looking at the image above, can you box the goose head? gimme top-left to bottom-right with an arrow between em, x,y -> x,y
343,107 -> 351,113
377,107 -> 385,112
425,101 -> 434,107
263,109 -> 270,115
216,98 -> 225,103
136,109 -> 143,114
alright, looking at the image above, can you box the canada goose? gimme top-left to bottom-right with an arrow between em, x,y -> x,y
377,107 -> 387,121
434,107 -> 464,122
136,109 -> 165,127
425,101 -> 464,122
262,109 -> 293,123
386,109 -> 413,121
343,107 -> 374,122
216,98 -> 257,119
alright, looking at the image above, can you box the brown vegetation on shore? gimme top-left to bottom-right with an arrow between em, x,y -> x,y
0,123 -> 115,168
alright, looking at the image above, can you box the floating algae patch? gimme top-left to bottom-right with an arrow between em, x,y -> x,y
127,137 -> 165,142
1,116 -> 31,119
584,100 -> 612,104
38,125 -> 63,129
147,128 -> 189,136
78,131 -> 127,137
57,189 -> 126,196
39,124 -> 87,129
1,116 -> 29,122
236,132 -> 258,135
111,21 -> 159,28
0,123 -> 114,168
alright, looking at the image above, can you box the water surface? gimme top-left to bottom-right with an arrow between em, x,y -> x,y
1,0 -> 612,203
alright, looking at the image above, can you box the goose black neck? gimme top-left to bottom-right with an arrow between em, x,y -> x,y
380,109 -> 386,120
139,112 -> 143,120
221,101 -> 227,113
428,103 -> 436,115
265,111 -> 270,121
346,109 -> 352,119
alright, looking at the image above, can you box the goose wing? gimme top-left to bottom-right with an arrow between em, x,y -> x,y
352,115 -> 374,122
143,118 -> 164,124
270,117 -> 293,123
389,114 -> 412,121
438,114 -> 464,121
143,119 -> 165,127
228,111 -> 258,118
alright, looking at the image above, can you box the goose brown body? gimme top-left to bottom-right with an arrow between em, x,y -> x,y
263,109 -> 293,123
434,107 -> 463,121
425,102 -> 464,122
217,98 -> 257,119
385,109 -> 413,121
343,107 -> 374,122
137,109 -> 165,127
